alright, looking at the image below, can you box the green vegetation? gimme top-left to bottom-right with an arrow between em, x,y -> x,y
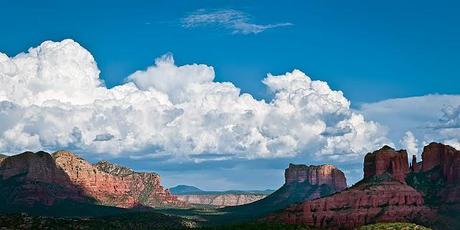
0,211 -> 435,230
0,212 -> 198,229
199,222 -> 317,230
356,222 -> 431,230
355,173 -> 397,188
406,166 -> 444,205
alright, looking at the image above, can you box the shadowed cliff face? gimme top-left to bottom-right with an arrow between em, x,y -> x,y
0,151 -> 186,210
265,143 -> 460,230
0,151 -> 90,206
224,164 -> 347,221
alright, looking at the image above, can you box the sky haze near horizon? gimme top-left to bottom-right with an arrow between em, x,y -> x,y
0,0 -> 460,190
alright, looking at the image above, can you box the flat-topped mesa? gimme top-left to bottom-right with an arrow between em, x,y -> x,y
285,164 -> 347,191
421,142 -> 460,184
363,145 -> 409,183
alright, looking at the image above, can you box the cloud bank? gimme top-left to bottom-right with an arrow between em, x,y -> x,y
0,39 -> 389,162
181,9 -> 292,34
360,94 -> 460,152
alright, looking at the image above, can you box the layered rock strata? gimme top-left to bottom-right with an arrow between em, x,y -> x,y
0,151 -> 185,208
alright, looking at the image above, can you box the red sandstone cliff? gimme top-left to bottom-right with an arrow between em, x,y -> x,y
266,181 -> 431,230
265,146 -> 434,229
421,143 -> 460,185
0,152 -> 87,206
363,145 -> 409,183
285,164 -> 347,191
0,151 -> 186,208
227,164 -> 347,219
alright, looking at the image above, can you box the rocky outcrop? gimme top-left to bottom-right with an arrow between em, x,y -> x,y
420,143 -> 460,184
176,194 -> 267,207
0,152 -> 87,206
406,143 -> 460,208
410,155 -> 421,172
265,146 -> 434,229
225,164 -> 347,220
53,151 -> 185,208
363,146 -> 409,183
266,181 -> 431,230
262,164 -> 347,208
0,154 -> 7,164
285,164 -> 347,191
0,150 -> 186,208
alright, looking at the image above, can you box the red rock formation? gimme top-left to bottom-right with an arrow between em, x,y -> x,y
364,146 -> 409,183
264,146 -> 433,229
0,151 -> 186,208
410,155 -> 420,172
53,151 -> 186,208
285,164 -> 347,191
231,164 -> 348,218
0,152 -> 87,206
421,143 -> 460,184
265,181 -> 431,230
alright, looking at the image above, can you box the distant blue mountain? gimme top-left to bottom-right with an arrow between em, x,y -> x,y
169,185 -> 204,195
169,185 -> 274,195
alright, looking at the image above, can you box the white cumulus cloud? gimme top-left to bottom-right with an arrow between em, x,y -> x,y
0,39 -> 389,162
400,131 -> 419,156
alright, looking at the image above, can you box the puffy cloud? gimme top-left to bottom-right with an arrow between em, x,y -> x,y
127,54 -> 215,103
0,39 -> 389,162
0,39 -> 104,106
181,9 -> 292,35
400,131 -> 419,156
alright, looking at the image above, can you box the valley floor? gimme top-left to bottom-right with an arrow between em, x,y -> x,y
0,211 -> 432,230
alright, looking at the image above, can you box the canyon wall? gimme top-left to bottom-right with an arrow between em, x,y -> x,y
0,150 -> 186,208
176,194 -> 266,207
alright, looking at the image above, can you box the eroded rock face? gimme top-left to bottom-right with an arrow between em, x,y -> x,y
0,154 -> 7,164
264,146 -> 434,230
265,181 -> 431,230
0,152 -> 87,206
364,146 -> 409,183
421,143 -> 460,184
176,194 -> 266,207
0,150 -> 186,208
410,155 -> 421,172
227,164 -> 348,219
285,164 -> 347,191
53,151 -> 185,208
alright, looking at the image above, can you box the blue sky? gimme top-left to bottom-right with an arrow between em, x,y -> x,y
1,0 -> 460,190
2,0 -> 459,103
